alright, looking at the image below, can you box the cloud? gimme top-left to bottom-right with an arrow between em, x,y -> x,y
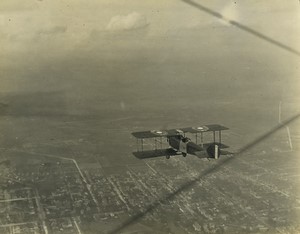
37,26 -> 67,35
0,1 -> 38,12
106,12 -> 148,31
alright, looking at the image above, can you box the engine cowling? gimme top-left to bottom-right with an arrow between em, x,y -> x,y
206,143 -> 220,159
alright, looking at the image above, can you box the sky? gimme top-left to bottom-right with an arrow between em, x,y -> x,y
0,0 -> 299,116
1,0 -> 299,58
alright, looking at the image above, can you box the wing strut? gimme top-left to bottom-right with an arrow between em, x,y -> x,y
195,132 -> 204,146
154,137 -> 163,150
136,138 -> 144,152
212,130 -> 222,144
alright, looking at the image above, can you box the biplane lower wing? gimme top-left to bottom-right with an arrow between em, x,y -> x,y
133,148 -> 178,159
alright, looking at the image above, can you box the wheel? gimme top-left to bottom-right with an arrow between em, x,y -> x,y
182,153 -> 187,157
166,155 -> 170,159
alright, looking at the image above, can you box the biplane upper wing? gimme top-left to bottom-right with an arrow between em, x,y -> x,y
131,130 -> 169,139
133,148 -> 178,159
180,124 -> 229,133
131,129 -> 185,138
132,124 -> 228,139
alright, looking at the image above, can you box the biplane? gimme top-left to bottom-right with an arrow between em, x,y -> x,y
132,124 -> 231,159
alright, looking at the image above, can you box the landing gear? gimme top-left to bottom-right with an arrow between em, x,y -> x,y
166,155 -> 170,159
182,153 -> 187,157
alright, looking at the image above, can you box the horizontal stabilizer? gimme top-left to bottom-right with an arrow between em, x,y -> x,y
203,142 -> 229,149
220,150 -> 234,155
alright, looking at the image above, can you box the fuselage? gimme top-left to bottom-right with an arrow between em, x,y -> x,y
168,135 -> 203,156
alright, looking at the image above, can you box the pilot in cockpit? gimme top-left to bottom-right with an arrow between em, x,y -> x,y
182,137 -> 190,143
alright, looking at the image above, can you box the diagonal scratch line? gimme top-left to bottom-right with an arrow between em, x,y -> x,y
108,113 -> 300,234
181,0 -> 300,57
237,113 -> 300,154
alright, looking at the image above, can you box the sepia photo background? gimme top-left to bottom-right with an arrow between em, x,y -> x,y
0,1 -> 300,233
